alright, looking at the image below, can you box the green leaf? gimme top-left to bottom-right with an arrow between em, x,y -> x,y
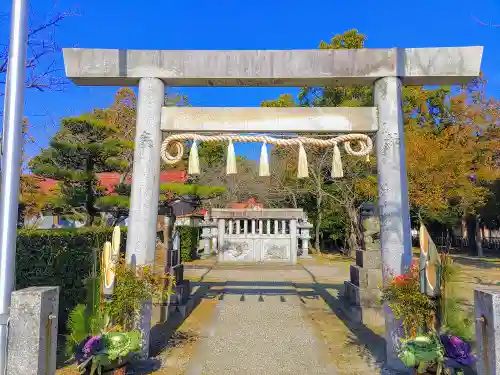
66,304 -> 90,348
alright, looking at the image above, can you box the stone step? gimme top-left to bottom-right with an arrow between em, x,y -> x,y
350,264 -> 382,288
356,249 -> 381,269
336,296 -> 385,327
344,280 -> 381,307
214,284 -> 302,305
213,262 -> 303,270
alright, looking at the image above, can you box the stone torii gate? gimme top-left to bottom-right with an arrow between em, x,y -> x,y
63,46 -> 482,373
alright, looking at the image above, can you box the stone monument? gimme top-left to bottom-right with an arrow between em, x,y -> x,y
344,202 -> 383,326
7,286 -> 59,375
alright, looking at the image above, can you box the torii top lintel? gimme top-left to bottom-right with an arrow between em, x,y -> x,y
62,47 -> 483,87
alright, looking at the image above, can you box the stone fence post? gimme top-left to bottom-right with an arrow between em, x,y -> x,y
7,286 -> 59,375
474,288 -> 500,375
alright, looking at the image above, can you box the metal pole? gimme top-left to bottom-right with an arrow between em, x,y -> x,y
0,0 -> 29,374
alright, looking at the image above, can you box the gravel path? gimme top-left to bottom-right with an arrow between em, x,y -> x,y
186,282 -> 337,375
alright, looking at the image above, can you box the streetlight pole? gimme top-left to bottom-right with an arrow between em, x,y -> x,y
0,0 -> 29,374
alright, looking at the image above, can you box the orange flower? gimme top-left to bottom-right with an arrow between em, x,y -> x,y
394,275 -> 411,285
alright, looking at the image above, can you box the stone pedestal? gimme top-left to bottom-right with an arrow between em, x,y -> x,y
474,288 -> 500,375
7,286 -> 59,375
344,202 -> 384,327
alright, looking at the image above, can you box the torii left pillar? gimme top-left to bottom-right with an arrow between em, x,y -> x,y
125,77 -> 164,356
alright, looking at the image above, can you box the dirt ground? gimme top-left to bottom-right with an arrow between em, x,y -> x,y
448,255 -> 500,311
149,298 -> 219,375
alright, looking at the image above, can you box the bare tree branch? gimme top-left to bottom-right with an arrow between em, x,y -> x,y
0,7 -> 76,99
472,14 -> 500,28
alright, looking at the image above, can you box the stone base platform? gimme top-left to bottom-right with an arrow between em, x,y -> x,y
339,300 -> 385,327
344,280 -> 381,307
342,280 -> 384,327
349,264 -> 382,289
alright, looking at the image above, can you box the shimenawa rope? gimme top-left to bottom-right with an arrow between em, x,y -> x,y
160,133 -> 373,178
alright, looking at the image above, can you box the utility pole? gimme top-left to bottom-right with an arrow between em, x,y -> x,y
0,0 -> 29,374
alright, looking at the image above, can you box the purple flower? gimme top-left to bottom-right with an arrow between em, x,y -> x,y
75,336 -> 91,363
440,334 -> 476,366
82,336 -> 102,356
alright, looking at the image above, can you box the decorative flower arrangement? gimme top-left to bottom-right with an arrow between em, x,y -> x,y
380,259 -> 437,338
381,253 -> 476,374
66,227 -> 175,375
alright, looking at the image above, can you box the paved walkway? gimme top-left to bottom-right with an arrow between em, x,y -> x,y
184,262 -> 343,375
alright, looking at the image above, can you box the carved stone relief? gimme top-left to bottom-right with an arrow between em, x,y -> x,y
263,243 -> 289,260
222,240 -> 252,261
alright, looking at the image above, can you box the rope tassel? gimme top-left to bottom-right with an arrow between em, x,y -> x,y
226,139 -> 237,175
259,142 -> 270,177
297,142 -> 309,179
188,140 -> 200,175
331,144 -> 344,178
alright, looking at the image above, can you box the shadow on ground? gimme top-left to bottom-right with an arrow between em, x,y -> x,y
449,254 -> 500,269
300,266 -> 386,365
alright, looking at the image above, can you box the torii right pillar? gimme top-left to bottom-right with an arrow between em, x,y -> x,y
374,75 -> 413,374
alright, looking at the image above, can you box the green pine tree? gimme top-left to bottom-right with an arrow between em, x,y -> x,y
30,115 -> 132,225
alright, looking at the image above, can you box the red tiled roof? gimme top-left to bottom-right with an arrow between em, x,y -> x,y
27,171 -> 188,194
228,198 -> 263,209
37,178 -> 59,194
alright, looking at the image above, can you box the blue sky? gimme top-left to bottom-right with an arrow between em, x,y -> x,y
1,0 -> 500,162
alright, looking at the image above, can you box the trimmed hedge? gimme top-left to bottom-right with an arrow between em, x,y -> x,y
15,225 -> 199,329
177,226 -> 200,262
16,227 -> 126,331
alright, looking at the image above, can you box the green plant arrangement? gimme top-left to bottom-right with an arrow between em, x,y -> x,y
101,258 -> 174,330
66,226 -> 175,375
398,334 -> 445,374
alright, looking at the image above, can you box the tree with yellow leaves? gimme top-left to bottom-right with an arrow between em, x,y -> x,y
18,119 -> 51,225
262,29 -> 500,255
